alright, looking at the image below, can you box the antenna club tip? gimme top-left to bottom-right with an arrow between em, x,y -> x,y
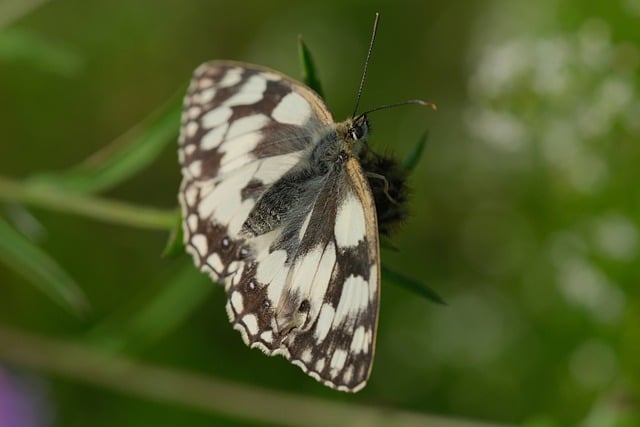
416,100 -> 438,111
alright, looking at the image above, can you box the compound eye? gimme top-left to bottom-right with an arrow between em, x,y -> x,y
349,126 -> 364,140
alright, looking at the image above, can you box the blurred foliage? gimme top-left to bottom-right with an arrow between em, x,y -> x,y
0,215 -> 88,317
1,0 -> 639,426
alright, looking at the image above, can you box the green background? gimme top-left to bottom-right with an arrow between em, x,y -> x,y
1,0 -> 639,426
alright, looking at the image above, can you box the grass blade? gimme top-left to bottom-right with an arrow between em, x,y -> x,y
28,91 -> 183,195
162,210 -> 185,258
87,265 -> 212,352
0,0 -> 51,28
402,130 -> 429,174
0,29 -> 82,76
0,177 -> 175,230
0,325 -> 505,427
297,35 -> 324,98
0,216 -> 90,316
382,264 -> 445,305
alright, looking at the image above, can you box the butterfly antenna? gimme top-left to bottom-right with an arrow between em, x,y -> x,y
358,99 -> 437,118
352,12 -> 381,118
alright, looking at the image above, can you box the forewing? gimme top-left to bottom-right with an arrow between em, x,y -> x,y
225,157 -> 381,392
178,60 -> 332,283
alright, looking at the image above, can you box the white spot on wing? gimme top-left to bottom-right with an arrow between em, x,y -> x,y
314,303 -> 335,343
369,264 -> 378,301
199,88 -> 216,104
272,92 -> 312,125
184,185 -> 198,207
307,242 -> 336,321
187,214 -> 198,231
187,160 -> 202,178
330,349 -> 348,373
218,133 -> 262,174
198,78 -> 214,89
202,107 -> 232,129
224,75 -> 267,106
315,358 -> 326,372
225,114 -> 269,141
266,265 -> 290,309
197,161 -> 259,220
218,68 -> 242,87
185,121 -> 198,138
231,291 -> 244,313
242,314 -> 259,335
350,326 -> 366,354
343,365 -> 354,384
201,123 -> 228,150
363,330 -> 372,354
191,234 -> 208,257
287,245 -> 323,303
300,348 -> 312,363
207,252 -> 224,273
187,106 -> 202,119
334,191 -> 366,248
333,275 -> 369,326
260,330 -> 273,344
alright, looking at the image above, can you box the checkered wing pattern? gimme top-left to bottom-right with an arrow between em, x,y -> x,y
178,61 -> 380,392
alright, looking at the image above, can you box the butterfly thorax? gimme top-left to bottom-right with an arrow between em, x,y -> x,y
311,115 -> 370,169
241,116 -> 370,241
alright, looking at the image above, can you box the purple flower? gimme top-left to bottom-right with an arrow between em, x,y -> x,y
0,367 -> 51,427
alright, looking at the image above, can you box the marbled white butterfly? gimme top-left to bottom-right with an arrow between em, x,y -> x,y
178,14 -> 433,392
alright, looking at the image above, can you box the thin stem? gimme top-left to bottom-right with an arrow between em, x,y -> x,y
0,325 -> 507,427
0,176 -> 175,230
0,0 -> 51,28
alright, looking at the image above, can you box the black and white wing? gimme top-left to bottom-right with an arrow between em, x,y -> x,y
226,155 -> 380,392
179,60 -> 331,282
178,61 -> 380,392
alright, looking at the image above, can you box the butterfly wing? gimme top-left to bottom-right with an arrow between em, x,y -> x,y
179,60 -> 332,282
226,153 -> 380,392
179,61 -> 380,392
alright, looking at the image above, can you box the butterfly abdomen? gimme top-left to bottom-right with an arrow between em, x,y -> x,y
360,148 -> 409,236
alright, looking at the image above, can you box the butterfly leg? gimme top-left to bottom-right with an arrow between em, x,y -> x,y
366,172 -> 400,205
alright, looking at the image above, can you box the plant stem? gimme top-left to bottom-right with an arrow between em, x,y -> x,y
0,176 -> 175,230
0,325 -> 507,427
0,0 -> 50,28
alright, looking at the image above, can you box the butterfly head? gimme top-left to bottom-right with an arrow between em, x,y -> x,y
347,114 -> 370,142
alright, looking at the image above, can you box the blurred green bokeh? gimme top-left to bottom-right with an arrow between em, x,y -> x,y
1,0 -> 639,426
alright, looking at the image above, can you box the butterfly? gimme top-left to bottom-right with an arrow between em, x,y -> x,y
177,14 -> 432,392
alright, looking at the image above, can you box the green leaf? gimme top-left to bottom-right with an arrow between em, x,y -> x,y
161,209 -> 184,258
402,130 -> 429,174
0,216 -> 90,316
297,35 -> 324,98
87,265 -> 212,352
382,264 -> 446,305
28,91 -> 184,195
0,29 -> 83,76
0,177 -> 175,231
